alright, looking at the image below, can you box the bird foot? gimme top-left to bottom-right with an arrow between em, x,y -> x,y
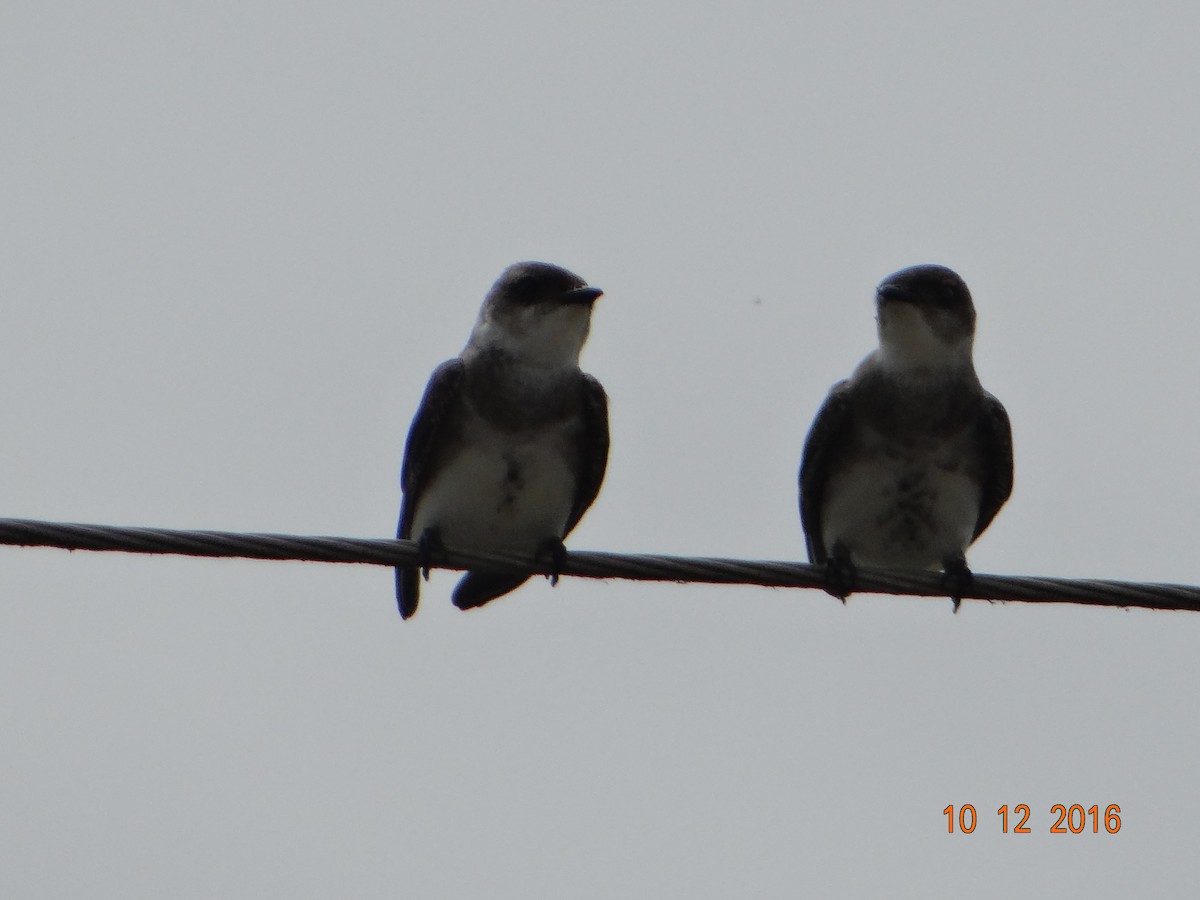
417,528 -> 445,581
942,553 -> 974,612
823,543 -> 857,602
536,538 -> 568,587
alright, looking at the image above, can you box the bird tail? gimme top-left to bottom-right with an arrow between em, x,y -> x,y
452,572 -> 531,610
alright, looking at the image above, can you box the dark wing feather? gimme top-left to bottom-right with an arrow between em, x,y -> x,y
563,373 -> 610,537
395,359 -> 465,618
971,391 -> 1013,542
798,381 -> 853,565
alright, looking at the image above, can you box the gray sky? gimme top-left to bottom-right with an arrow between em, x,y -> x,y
2,1 -> 1198,896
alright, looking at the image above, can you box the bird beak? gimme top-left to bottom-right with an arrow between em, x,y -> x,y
561,286 -> 603,305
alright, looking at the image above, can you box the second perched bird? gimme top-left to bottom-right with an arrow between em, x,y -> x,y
798,264 -> 1013,603
395,262 -> 609,618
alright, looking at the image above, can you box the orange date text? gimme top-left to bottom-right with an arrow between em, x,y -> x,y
942,804 -> 1121,834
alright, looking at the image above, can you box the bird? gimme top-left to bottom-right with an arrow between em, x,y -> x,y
798,264 -> 1013,605
395,261 -> 609,618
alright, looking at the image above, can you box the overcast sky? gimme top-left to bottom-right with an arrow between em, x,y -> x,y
3,1 -> 1199,896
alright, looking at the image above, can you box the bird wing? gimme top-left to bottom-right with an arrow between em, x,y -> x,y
395,359 -> 465,618
971,391 -> 1014,542
798,380 -> 854,565
563,373 -> 610,537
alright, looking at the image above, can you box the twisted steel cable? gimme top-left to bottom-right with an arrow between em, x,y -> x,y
0,517 -> 1196,612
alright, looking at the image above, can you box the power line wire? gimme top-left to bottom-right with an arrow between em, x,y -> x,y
0,516 -> 1194,612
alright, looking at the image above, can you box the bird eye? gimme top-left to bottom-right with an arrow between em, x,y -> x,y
509,274 -> 538,299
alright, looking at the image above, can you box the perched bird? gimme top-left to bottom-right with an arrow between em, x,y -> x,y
395,262 -> 609,618
798,264 -> 1013,604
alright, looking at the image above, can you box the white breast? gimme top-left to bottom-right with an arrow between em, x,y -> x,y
410,410 -> 578,554
821,444 -> 981,570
